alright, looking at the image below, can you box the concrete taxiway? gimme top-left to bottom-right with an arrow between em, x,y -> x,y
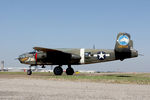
0,75 -> 150,100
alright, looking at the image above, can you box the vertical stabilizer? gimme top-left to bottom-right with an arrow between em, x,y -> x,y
115,32 -> 133,60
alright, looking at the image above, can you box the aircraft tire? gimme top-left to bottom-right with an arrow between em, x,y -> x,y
27,69 -> 32,75
54,66 -> 63,75
66,67 -> 74,75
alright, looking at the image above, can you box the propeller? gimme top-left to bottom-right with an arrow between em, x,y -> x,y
14,58 -> 19,60
139,54 -> 144,56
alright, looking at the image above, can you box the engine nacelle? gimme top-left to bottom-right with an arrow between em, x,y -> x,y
35,52 -> 47,60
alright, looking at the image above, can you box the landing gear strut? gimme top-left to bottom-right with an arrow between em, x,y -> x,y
53,66 -> 63,75
66,65 -> 74,75
27,66 -> 32,75
42,65 -> 45,68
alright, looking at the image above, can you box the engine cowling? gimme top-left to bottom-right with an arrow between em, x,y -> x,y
35,52 -> 47,60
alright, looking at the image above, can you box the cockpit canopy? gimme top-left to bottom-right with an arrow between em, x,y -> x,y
19,51 -> 37,58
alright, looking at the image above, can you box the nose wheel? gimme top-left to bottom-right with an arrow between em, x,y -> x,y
27,66 -> 32,75
27,69 -> 32,75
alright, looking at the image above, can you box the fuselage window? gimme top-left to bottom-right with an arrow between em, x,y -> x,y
85,52 -> 91,57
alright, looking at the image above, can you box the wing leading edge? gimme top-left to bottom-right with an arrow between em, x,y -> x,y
34,47 -> 65,53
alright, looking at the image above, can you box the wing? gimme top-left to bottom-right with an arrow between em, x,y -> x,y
33,47 -> 81,65
33,47 -> 65,53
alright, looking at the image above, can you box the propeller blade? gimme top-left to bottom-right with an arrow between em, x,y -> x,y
14,58 -> 19,60
139,54 -> 144,56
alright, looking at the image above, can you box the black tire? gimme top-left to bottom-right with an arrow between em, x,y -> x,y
66,67 -> 74,75
27,69 -> 32,75
53,67 -> 63,75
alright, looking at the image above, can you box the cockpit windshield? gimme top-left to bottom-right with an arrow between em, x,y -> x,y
19,54 -> 26,58
19,50 -> 36,58
29,50 -> 37,54
29,51 -> 36,54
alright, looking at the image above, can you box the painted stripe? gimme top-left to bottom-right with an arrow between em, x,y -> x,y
105,54 -> 110,57
35,53 -> 37,61
80,48 -> 85,64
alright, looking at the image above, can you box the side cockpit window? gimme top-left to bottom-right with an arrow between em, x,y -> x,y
85,52 -> 91,57
29,50 -> 37,54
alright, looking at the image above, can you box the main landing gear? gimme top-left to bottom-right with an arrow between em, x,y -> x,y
53,65 -> 74,75
53,66 -> 63,75
27,65 -> 75,76
66,65 -> 74,75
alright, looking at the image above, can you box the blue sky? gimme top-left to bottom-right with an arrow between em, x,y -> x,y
0,0 -> 149,72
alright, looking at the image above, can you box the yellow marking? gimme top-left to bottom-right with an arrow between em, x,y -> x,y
75,72 -> 80,74
20,57 -> 29,62
118,45 -> 128,48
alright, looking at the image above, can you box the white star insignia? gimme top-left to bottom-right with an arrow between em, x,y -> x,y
93,51 -> 110,60
98,52 -> 105,59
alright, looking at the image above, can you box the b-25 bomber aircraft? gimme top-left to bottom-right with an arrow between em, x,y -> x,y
18,33 -> 138,75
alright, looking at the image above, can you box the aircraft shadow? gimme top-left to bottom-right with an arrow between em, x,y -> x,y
117,75 -> 132,77
105,75 -> 132,78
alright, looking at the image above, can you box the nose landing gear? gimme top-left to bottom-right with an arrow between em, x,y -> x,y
27,66 -> 32,75
27,69 -> 32,75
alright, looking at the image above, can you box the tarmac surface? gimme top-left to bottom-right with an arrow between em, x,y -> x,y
0,75 -> 150,100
